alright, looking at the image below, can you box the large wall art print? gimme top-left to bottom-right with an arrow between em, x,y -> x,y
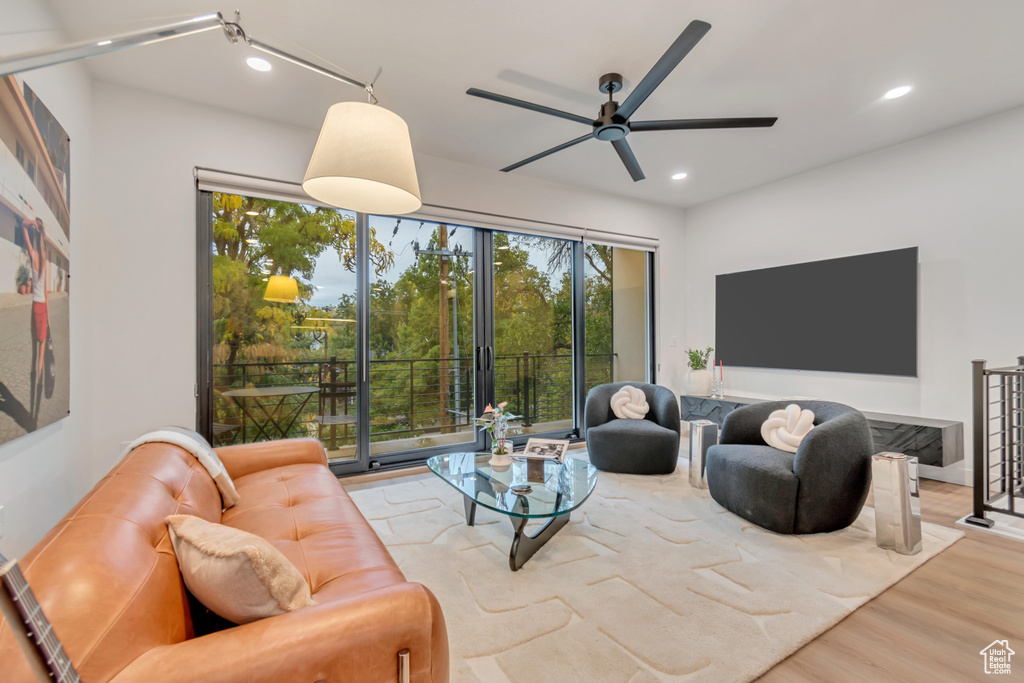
0,75 -> 70,444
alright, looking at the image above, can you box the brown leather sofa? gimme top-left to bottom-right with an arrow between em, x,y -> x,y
0,438 -> 449,682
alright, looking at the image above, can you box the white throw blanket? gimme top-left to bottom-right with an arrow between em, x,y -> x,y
610,385 -> 650,420
121,427 -> 240,508
760,404 -> 815,453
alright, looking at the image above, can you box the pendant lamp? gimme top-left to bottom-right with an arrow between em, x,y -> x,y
264,275 -> 299,303
302,102 -> 422,215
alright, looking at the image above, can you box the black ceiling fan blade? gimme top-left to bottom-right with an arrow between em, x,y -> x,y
501,133 -> 594,172
631,117 -> 778,131
617,20 -> 712,121
611,138 -> 645,182
467,88 -> 594,126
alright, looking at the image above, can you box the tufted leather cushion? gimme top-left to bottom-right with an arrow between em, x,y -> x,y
221,463 -> 406,603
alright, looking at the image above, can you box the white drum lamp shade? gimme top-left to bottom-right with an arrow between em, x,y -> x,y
264,275 -> 299,303
302,102 -> 422,215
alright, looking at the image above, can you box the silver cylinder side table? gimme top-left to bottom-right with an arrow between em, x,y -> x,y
871,452 -> 922,555
689,420 -> 718,489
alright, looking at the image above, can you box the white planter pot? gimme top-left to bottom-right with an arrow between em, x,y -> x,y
489,443 -> 512,470
687,369 -> 714,397
489,452 -> 512,470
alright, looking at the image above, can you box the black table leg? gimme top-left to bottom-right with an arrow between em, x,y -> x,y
508,513 -> 570,571
463,497 -> 477,526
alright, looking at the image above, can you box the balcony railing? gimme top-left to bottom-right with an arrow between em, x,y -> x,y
212,352 -> 616,451
967,357 -> 1024,527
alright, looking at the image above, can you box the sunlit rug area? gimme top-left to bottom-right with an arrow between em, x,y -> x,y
346,456 -> 962,682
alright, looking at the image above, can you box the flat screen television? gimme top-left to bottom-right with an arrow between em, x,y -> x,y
715,247 -> 918,377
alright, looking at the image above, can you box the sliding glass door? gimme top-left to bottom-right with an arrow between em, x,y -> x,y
367,217 -> 480,457
584,243 -> 653,391
197,189 -> 654,474
492,232 -> 576,439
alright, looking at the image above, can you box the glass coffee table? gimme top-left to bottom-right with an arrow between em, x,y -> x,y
426,452 -> 599,571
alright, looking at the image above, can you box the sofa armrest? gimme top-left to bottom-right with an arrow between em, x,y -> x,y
215,438 -> 328,479
110,582 -> 449,683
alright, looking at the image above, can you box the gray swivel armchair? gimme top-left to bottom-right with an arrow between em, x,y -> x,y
705,400 -> 873,534
584,382 -> 681,474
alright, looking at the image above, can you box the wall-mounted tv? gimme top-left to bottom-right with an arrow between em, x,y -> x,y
715,247 -> 918,377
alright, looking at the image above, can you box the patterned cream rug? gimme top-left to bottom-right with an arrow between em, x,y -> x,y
346,457 -> 961,682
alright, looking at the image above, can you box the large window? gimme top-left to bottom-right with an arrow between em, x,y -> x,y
198,188 -> 654,474
206,192 -> 361,462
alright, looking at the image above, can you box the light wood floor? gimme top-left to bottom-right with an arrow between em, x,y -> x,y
759,480 -> 1024,682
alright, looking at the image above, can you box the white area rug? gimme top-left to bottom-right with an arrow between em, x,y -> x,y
347,458 -> 962,682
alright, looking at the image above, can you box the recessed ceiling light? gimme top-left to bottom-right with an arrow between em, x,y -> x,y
246,56 -> 272,72
884,85 -> 912,100
246,210 -> 259,216
671,172 -> 688,180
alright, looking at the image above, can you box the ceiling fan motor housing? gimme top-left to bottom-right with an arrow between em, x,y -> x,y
594,99 -> 629,141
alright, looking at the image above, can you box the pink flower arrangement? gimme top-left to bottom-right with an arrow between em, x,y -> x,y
475,401 -> 519,454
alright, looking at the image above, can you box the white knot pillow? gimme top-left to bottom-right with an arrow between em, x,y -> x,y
610,386 -> 649,420
760,404 -> 815,453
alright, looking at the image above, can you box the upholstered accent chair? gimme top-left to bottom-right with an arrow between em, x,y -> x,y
705,400 -> 873,534
584,382 -> 681,474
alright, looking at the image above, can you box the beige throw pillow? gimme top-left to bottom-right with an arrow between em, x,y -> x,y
166,515 -> 315,624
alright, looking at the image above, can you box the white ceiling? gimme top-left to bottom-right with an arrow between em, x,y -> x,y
44,0 -> 1024,208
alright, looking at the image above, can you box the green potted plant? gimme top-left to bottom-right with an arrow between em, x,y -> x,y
16,262 -> 30,295
685,346 -> 714,397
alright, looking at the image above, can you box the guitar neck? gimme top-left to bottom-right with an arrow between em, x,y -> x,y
0,553 -> 80,683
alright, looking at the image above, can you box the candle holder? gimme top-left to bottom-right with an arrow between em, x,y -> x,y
710,364 -> 724,399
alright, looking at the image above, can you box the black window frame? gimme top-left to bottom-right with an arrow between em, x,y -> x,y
195,187 -> 656,476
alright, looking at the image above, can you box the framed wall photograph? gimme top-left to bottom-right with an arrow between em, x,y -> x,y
0,76 -> 71,444
522,438 -> 570,462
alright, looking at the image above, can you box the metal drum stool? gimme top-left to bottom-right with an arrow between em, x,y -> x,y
872,452 -> 922,555
689,420 -> 718,489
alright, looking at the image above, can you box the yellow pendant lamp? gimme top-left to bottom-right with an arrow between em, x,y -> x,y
264,275 -> 299,303
302,102 -> 422,215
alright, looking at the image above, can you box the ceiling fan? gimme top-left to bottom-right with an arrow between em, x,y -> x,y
467,20 -> 778,182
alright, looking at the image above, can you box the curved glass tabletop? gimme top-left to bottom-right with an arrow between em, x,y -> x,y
426,452 -> 599,519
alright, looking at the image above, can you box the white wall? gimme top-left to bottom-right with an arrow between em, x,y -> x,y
683,105 -> 1024,481
0,0 -> 93,557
